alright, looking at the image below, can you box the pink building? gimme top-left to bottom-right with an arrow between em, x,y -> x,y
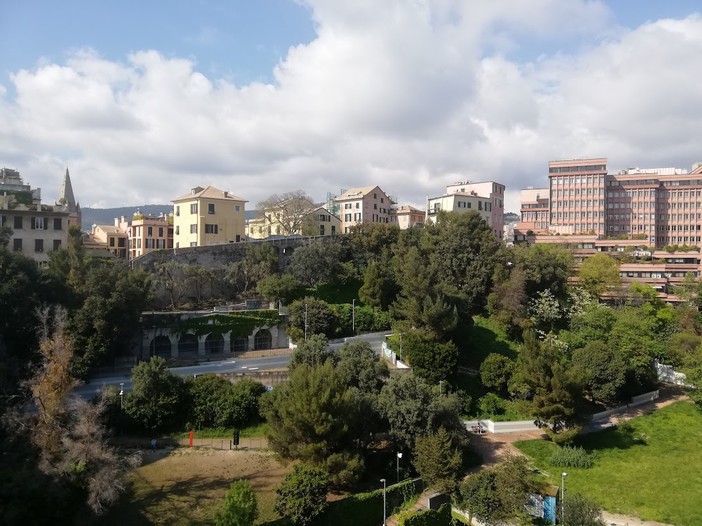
333,186 -> 396,233
117,213 -> 174,260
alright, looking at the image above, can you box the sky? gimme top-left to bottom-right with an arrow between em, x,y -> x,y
1,1 -> 701,213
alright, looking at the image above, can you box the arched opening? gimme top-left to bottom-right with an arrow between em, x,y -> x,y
254,329 -> 272,350
205,333 -> 224,354
178,333 -> 198,356
283,246 -> 294,255
150,335 -> 171,358
231,337 -> 248,354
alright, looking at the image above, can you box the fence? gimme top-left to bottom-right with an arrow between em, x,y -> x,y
590,389 -> 659,422
175,436 -> 268,450
655,359 -> 692,387
464,419 -> 540,434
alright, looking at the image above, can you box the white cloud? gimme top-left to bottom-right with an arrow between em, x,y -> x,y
0,2 -> 700,215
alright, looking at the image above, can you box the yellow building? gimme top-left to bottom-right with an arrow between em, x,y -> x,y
246,204 -> 340,239
172,186 -> 246,247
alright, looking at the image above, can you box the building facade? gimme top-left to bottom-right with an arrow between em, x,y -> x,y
84,223 -> 129,258
518,187 -> 550,233
333,186 -> 396,233
172,186 -> 247,248
0,167 -> 77,264
246,205 -> 340,239
426,181 -> 505,239
394,204 -> 425,229
118,213 -> 174,259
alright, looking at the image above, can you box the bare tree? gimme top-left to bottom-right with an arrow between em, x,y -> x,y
22,306 -> 140,515
257,190 -> 316,236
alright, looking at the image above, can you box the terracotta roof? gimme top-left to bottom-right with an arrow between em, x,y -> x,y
334,186 -> 380,200
396,205 -> 424,213
172,185 -> 247,202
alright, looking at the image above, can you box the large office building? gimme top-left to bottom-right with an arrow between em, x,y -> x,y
518,158 -> 702,247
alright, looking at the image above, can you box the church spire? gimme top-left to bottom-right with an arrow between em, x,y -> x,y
58,167 -> 77,209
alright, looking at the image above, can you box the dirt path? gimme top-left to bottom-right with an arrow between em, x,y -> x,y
601,510 -> 675,526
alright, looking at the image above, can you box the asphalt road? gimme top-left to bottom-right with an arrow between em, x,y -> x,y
75,331 -> 389,400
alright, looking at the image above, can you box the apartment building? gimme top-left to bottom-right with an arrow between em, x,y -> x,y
394,205 -> 425,230
84,223 -> 129,258
517,187 -> 550,234
0,167 -> 77,264
172,186 -> 247,247
114,213 -> 174,259
246,203 -> 340,239
426,180 -> 505,239
333,186 -> 395,233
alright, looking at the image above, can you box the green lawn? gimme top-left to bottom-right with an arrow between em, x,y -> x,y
515,401 -> 702,526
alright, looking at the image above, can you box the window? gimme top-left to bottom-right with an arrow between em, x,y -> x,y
14,216 -> 22,229
355,202 -> 360,209
319,225 -> 325,236
190,242 -> 197,247
176,206 -> 180,216
235,205 -> 240,212
109,237 -> 115,247
35,239 -> 43,253
175,226 -> 180,235
158,227 -> 164,237
190,203 -> 198,214
345,214 -> 351,221
205,224 -> 218,234
53,218 -> 62,230
147,226 -> 153,237
190,224 -> 197,234
13,238 -> 22,251
331,225 -> 336,235
53,240 -> 61,251
31,217 -> 47,230
208,203 -> 215,214
118,238 -> 126,247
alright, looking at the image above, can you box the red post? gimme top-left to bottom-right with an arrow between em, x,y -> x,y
189,430 -> 194,448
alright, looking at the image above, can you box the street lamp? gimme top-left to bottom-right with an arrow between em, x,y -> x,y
396,452 -> 403,483
561,472 -> 567,524
380,478 -> 387,526
352,299 -> 356,334
304,303 -> 308,340
119,382 -> 124,410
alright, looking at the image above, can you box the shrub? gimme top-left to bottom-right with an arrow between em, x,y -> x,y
545,426 -> 581,446
549,445 -> 594,469
478,393 -> 506,417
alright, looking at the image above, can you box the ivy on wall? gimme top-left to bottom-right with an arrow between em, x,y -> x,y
142,310 -> 281,337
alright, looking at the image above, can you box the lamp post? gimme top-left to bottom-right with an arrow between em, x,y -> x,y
304,303 -> 308,340
119,382 -> 124,410
352,299 -> 356,334
396,452 -> 403,483
561,472 -> 567,524
380,478 -> 387,526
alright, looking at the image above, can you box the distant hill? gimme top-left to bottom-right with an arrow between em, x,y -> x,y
81,205 -> 259,231
504,212 -> 520,224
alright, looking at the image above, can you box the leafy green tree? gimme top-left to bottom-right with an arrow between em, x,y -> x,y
578,253 -> 621,297
401,329 -> 458,383
226,243 -> 278,296
413,427 -> 463,494
358,250 -> 400,310
480,353 -> 515,395
230,379 -> 268,429
256,274 -> 302,305
124,356 -> 187,432
572,340 -> 627,405
261,362 -> 364,483
378,374 -> 464,452
153,260 -> 190,310
290,334 -> 337,369
513,243 -> 573,299
274,464 -> 328,526
336,341 -> 389,394
215,480 -> 259,526
188,374 -> 234,429
347,222 -> 401,272
563,493 -> 606,526
289,239 -> 346,287
487,266 -> 527,336
67,262 -> 152,376
560,301 -> 616,350
287,297 -> 336,342
528,289 -> 563,332
666,330 -> 702,367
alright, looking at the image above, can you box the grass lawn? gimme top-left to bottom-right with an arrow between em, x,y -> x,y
172,422 -> 269,440
514,401 -> 702,526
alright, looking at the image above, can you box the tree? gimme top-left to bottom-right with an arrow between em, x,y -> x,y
274,464 -> 328,526
528,289 -> 564,332
154,260 -> 190,310
257,190 -> 316,236
513,243 -> 573,299
358,250 -> 399,310
288,239 -> 347,287
563,493 -> 606,526
230,379 -> 268,429
400,329 -> 458,384
226,244 -> 279,296
572,340 -> 627,405
289,334 -> 337,369
480,353 -> 515,394
187,374 -> 235,429
413,427 -> 463,494
336,340 -> 389,394
287,297 -> 336,342
487,266 -> 527,336
457,456 -> 533,525
578,253 -> 621,297
257,274 -> 302,305
124,356 -> 187,432
215,480 -> 259,526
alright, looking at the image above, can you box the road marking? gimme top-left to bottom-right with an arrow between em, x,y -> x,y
248,367 -> 259,370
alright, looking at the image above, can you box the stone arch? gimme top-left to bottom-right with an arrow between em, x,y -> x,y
205,332 -> 224,354
254,328 -> 272,350
282,245 -> 295,255
178,333 -> 198,356
150,335 -> 171,358
231,336 -> 248,353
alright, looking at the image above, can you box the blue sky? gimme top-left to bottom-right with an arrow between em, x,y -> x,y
0,1 -> 700,211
